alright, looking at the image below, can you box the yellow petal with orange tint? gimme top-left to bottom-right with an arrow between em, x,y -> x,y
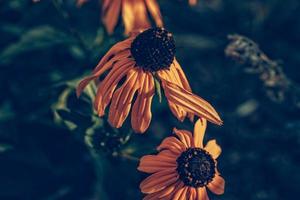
194,118 -> 207,148
205,139 -> 222,159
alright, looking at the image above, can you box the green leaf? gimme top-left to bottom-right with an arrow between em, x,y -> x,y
0,26 -> 73,64
0,143 -> 13,153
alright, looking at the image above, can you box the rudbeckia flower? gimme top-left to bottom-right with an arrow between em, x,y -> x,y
138,118 -> 225,199
77,27 -> 222,133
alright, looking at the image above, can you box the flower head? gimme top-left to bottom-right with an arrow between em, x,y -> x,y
101,0 -> 163,35
138,118 -> 225,199
77,27 -> 222,133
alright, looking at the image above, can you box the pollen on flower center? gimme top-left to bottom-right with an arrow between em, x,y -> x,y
176,148 -> 216,188
131,27 -> 176,72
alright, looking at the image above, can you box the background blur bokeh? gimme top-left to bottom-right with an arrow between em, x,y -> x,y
0,0 -> 300,199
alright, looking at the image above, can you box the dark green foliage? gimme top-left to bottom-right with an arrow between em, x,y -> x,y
0,0 -> 300,199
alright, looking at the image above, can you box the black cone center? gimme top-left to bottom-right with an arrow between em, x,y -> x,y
131,27 -> 176,72
176,148 -> 216,187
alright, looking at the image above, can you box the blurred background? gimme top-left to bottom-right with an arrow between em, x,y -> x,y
0,0 -> 300,199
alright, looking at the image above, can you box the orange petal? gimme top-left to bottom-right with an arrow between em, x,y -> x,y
92,38 -> 133,74
158,150 -> 178,159
204,139 -> 222,159
160,79 -> 223,125
145,0 -> 163,27
138,155 -> 177,173
102,0 -> 111,10
171,60 -> 195,122
76,0 -> 89,7
189,0 -> 197,6
108,69 -> 140,128
157,69 -> 187,121
207,174 -> 225,195
173,186 -> 188,200
143,181 -> 182,200
193,118 -> 207,148
140,170 -> 178,194
165,181 -> 184,199
102,0 -> 121,34
122,0 -> 150,35
173,128 -> 194,148
188,187 -> 197,200
173,59 -> 192,92
197,187 -> 209,200
76,50 -> 131,97
157,136 -> 186,154
94,60 -> 134,116
131,72 -> 155,133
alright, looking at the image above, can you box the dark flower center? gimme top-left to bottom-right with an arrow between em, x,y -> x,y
176,148 -> 216,187
130,27 -> 176,72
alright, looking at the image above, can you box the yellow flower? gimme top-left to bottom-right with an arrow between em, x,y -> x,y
77,28 -> 222,133
138,119 -> 225,199
101,0 -> 163,35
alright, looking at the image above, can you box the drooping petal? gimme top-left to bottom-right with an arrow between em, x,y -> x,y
76,49 -> 131,97
196,187 -> 209,200
92,38 -> 133,74
140,170 -> 178,194
193,118 -> 207,148
102,0 -> 122,34
108,68 -> 141,128
204,139 -> 222,159
122,0 -> 150,35
170,61 -> 195,122
173,128 -> 194,148
160,79 -> 223,125
143,181 -> 180,200
145,0 -> 163,27
207,174 -> 225,195
94,60 -> 134,116
131,72 -> 155,133
157,69 -> 187,121
173,59 -> 192,92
